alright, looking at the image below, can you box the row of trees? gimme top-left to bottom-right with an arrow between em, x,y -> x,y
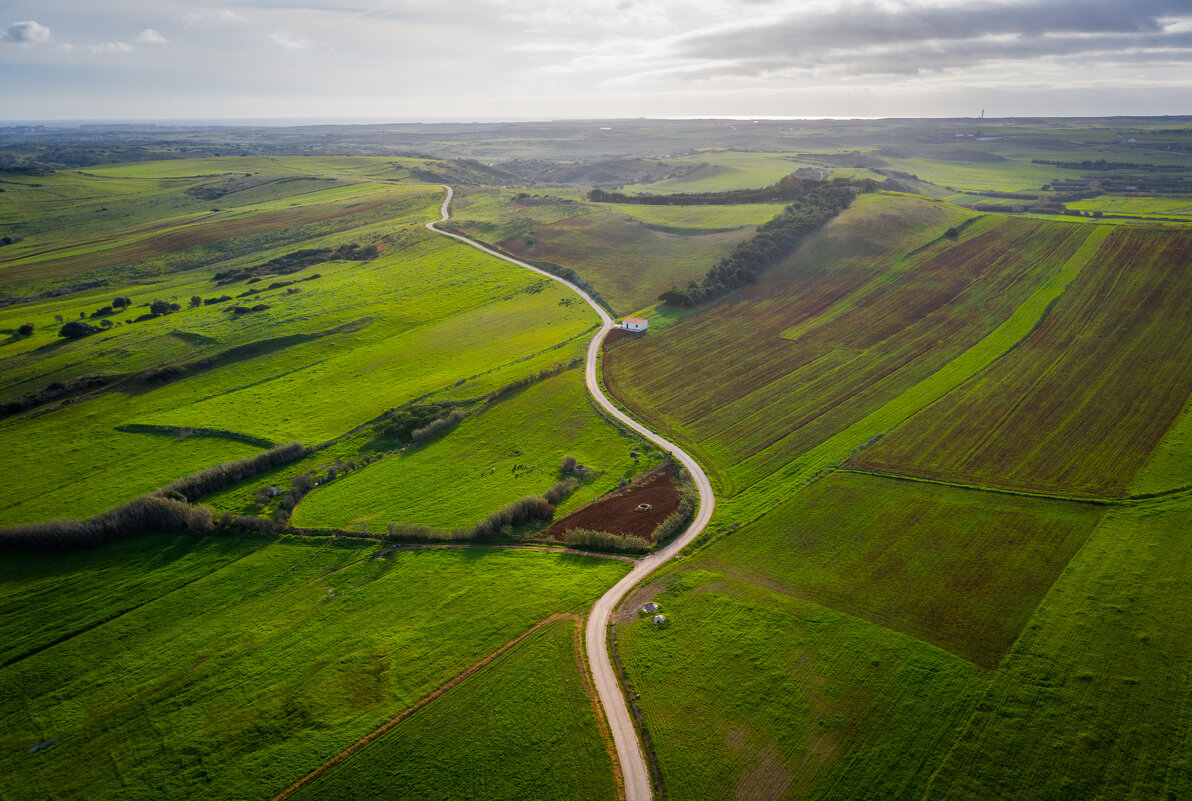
589,174 -> 876,206
658,180 -> 861,307
1,442 -> 312,550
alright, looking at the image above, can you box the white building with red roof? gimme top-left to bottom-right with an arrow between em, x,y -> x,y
622,316 -> 648,332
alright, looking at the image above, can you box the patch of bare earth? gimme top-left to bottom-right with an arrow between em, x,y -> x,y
546,463 -> 681,544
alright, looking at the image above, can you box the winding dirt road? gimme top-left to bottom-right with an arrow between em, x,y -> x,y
427,185 -> 715,801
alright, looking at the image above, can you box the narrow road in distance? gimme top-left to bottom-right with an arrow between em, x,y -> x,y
427,185 -> 715,801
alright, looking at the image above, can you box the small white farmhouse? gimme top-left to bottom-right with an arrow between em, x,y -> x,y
623,316 -> 648,332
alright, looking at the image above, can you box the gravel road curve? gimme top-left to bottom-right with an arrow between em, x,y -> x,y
427,185 -> 715,801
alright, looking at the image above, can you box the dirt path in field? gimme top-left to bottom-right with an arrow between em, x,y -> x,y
428,185 -> 716,801
271,612 -> 580,801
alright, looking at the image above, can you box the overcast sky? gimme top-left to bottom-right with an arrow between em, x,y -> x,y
2,0 -> 1191,121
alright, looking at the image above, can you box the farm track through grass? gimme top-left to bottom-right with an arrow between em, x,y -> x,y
449,186 -> 783,313
614,570 -> 984,801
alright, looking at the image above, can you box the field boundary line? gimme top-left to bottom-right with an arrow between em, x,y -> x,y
270,612 -> 578,801
1,536 -> 272,670
428,184 -> 717,801
289,531 -> 640,562
834,467 -> 1118,505
573,615 -> 628,801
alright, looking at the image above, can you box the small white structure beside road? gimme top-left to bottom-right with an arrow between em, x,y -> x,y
622,316 -> 648,332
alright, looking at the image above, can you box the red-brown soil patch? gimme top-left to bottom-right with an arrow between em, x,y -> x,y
602,327 -> 632,350
547,463 -> 681,543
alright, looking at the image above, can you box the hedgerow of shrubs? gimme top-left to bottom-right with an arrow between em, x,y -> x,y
0,494 -> 212,551
411,409 -> 466,443
373,402 -> 467,443
562,528 -> 650,554
156,442 -> 309,502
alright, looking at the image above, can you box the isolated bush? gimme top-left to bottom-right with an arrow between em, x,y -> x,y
190,295 -> 202,308
150,299 -> 181,315
90,306 -> 113,318
58,320 -> 101,339
112,296 -> 131,308
16,323 -> 33,338
543,476 -> 579,505
560,455 -> 578,474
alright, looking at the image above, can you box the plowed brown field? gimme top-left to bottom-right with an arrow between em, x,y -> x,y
604,203 -> 1092,497
547,463 -> 681,542
849,226 -> 1192,497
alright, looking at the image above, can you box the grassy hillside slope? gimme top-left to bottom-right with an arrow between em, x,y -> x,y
292,367 -> 660,532
0,538 -> 628,801
0,160 -> 620,525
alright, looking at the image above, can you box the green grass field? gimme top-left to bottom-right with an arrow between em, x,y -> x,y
614,568 -> 983,801
922,495 -> 1192,800
292,367 -> 660,532
0,160 -> 620,526
693,471 -> 1104,667
0,532 -> 268,666
6,128 -> 1192,801
288,617 -> 617,801
0,536 -> 628,801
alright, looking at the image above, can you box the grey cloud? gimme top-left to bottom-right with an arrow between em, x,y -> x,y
671,0 -> 1192,80
2,20 -> 51,44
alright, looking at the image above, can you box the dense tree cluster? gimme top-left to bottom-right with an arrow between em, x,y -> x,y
374,402 -> 461,442
658,179 -> 861,308
57,320 -> 102,339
